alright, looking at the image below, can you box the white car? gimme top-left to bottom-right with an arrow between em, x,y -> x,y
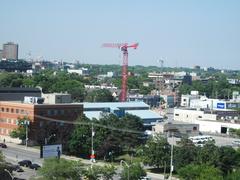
139,177 -> 151,180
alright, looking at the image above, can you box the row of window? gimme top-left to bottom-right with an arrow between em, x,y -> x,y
1,107 -> 31,115
1,107 -> 81,116
38,109 -> 81,116
0,128 -> 12,135
0,118 -> 18,125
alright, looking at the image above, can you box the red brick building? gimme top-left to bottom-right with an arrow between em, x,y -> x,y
0,101 -> 83,145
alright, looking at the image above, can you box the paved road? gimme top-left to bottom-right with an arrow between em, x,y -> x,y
2,143 -> 171,180
1,144 -> 42,165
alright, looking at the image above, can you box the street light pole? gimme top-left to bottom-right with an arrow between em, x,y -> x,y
120,160 -> 130,180
25,120 -> 29,149
169,132 -> 174,180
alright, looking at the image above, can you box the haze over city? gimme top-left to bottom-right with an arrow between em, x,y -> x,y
1,0 -> 240,69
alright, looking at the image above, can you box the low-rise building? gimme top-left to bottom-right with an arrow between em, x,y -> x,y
42,93 -> 72,104
0,88 -> 41,102
80,102 -> 163,127
0,101 -> 83,144
67,68 -> 89,76
174,108 -> 240,134
152,121 -> 199,136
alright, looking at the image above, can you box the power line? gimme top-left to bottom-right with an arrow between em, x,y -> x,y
34,114 -> 144,134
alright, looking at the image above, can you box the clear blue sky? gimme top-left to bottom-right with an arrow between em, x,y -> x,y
1,0 -> 240,69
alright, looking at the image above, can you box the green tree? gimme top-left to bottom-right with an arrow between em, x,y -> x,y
120,162 -> 146,180
217,146 -> 240,174
68,113 -> 144,160
141,134 -> 170,169
197,143 -> 219,166
85,89 -> 114,102
38,158 -> 83,180
174,138 -> 198,171
100,164 -> 116,180
83,164 -> 116,180
83,165 -> 102,180
10,116 -> 30,142
229,128 -> 240,137
178,164 -> 223,180
225,169 -> 240,180
68,115 -> 92,158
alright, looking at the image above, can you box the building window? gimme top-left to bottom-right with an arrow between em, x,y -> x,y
16,109 -> 19,113
11,108 -> 14,113
38,111 -> 44,116
54,110 -> 58,116
1,108 -> 4,112
60,110 -> 64,115
21,109 -> 25,114
6,108 -> 9,112
193,126 -> 197,131
8,119 -> 11,124
48,110 -> 54,116
39,121 -> 43,127
175,114 -> 179,116
198,116 -> 202,118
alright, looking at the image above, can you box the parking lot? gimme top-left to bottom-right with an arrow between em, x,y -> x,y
167,134 -> 240,148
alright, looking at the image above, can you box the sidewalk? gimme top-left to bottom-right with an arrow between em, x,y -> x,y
5,142 -> 179,179
6,142 -> 105,166
6,142 -> 40,153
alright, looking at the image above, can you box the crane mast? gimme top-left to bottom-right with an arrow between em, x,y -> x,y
102,43 -> 138,102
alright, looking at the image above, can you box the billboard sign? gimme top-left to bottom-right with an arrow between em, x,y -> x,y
217,103 -> 225,109
41,144 -> 62,158
226,103 -> 238,109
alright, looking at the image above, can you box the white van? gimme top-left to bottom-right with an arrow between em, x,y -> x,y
189,135 -> 214,145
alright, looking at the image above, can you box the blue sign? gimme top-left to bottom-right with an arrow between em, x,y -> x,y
217,103 -> 225,109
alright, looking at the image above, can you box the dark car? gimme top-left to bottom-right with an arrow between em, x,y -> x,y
29,163 -> 41,170
11,164 -> 24,172
18,160 -> 32,167
0,143 -> 7,148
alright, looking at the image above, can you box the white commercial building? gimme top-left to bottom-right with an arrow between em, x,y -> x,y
181,91 -> 240,111
67,68 -> 89,76
174,108 -> 240,134
42,93 -> 72,104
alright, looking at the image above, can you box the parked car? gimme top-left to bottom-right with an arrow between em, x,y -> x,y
29,163 -> 41,170
0,143 -> 7,148
10,164 -> 24,172
18,160 -> 32,167
139,177 -> 151,180
232,140 -> 240,146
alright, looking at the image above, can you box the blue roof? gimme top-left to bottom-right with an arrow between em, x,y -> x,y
84,111 -> 102,120
81,102 -> 149,109
126,110 -> 163,120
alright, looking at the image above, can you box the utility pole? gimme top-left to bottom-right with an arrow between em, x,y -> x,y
91,123 -> 95,164
169,132 -> 174,180
25,120 -> 29,149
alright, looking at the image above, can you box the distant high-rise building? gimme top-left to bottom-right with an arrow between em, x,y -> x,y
194,65 -> 201,70
0,49 -> 2,60
2,42 -> 18,60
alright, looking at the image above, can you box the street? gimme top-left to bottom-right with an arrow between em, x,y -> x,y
1,142 -> 169,180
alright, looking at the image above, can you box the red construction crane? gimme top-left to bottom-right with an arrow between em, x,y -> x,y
102,43 -> 139,102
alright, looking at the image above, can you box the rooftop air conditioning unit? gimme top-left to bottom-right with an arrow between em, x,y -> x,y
24,96 -> 44,104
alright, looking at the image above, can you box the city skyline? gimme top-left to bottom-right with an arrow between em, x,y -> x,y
1,0 -> 240,69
